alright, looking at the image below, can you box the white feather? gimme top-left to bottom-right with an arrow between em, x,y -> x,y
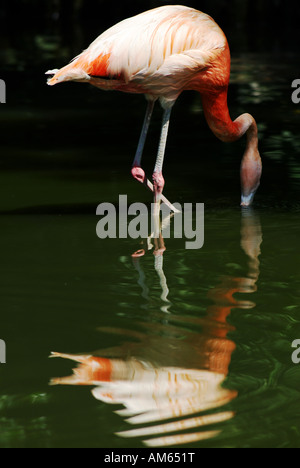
79,6 -> 226,82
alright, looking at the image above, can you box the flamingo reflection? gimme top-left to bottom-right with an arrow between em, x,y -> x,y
132,211 -> 172,314
50,210 -> 262,447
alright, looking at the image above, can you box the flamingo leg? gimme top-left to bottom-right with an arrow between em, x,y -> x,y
132,101 -> 180,214
131,98 -> 155,182
153,107 -> 172,205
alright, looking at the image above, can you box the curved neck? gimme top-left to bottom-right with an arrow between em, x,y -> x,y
201,88 -> 256,143
201,88 -> 262,206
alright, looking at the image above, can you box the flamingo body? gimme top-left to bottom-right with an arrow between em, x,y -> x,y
48,7 -> 231,103
47,5 -> 262,207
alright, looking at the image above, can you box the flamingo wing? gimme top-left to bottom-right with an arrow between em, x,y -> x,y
131,47 -> 226,104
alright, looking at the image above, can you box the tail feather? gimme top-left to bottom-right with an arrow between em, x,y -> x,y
46,50 -> 112,86
49,352 -> 93,363
46,64 -> 90,86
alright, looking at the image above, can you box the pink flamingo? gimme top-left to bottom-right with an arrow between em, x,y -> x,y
46,5 -> 262,208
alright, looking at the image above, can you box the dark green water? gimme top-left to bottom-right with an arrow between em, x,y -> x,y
0,49 -> 299,448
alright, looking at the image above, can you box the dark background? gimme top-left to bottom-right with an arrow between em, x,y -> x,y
1,0 -> 300,74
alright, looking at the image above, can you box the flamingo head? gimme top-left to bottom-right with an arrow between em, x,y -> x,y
240,147 -> 262,207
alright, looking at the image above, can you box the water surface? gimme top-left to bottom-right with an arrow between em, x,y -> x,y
0,45 -> 299,448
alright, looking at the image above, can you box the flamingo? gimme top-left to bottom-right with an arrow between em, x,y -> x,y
46,5 -> 262,208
